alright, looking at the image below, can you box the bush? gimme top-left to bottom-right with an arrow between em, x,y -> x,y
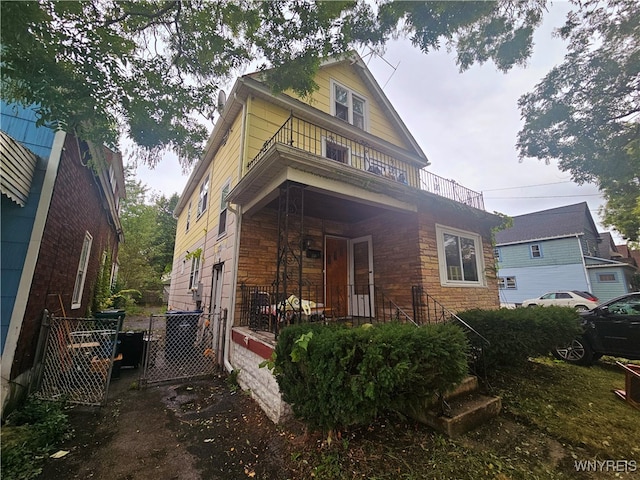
458,306 -> 583,370
2,397 -> 70,480
271,322 -> 469,433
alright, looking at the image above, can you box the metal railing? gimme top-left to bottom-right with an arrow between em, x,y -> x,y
238,283 -> 416,335
248,115 -> 485,210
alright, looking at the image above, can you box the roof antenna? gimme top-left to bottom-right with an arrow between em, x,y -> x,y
366,47 -> 400,90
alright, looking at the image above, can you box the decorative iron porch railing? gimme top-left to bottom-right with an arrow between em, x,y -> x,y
239,284 -> 415,336
248,115 -> 485,210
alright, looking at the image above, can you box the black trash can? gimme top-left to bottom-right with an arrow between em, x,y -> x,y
165,310 -> 202,361
116,331 -> 145,368
94,309 -> 126,332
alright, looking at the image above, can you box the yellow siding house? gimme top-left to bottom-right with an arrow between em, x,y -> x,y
169,52 -> 501,422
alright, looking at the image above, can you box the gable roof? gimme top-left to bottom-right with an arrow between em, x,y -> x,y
495,202 -> 599,245
175,51 -> 429,216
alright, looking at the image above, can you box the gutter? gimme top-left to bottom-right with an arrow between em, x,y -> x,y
224,92 -> 247,373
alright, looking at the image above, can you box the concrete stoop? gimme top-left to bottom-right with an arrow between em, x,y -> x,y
407,376 -> 502,438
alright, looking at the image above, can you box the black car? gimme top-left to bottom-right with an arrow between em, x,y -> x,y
553,292 -> 640,365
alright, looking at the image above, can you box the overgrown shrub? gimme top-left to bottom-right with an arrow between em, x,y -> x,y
458,306 -> 582,370
270,322 -> 469,433
2,397 -> 70,480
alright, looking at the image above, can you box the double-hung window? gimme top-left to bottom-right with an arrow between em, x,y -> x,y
530,244 -> 542,258
436,225 -> 484,287
71,231 -> 93,309
185,201 -> 192,231
332,81 -> 367,130
218,181 -> 230,236
188,255 -> 201,290
197,174 -> 209,217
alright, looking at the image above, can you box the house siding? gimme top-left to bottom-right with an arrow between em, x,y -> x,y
498,237 -> 584,268
497,264 -> 589,305
11,134 -> 121,377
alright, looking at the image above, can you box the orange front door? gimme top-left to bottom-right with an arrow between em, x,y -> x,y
325,237 -> 348,317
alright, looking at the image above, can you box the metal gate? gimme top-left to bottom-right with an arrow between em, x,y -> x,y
32,312 -> 120,406
141,310 -> 225,386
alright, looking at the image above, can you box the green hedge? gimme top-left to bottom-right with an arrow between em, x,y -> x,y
270,322 -> 469,432
458,306 -> 583,369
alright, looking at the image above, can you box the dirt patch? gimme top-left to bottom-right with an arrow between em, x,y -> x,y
39,368 -> 299,480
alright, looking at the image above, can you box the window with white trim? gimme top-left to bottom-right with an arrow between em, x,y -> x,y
597,273 -> 617,282
197,174 -> 209,217
331,80 -> 368,130
498,276 -> 517,289
494,247 -> 501,262
530,244 -> 542,258
322,137 -> 351,165
71,231 -> 93,309
436,225 -> 484,286
185,201 -> 192,231
218,181 -> 230,236
188,255 -> 201,290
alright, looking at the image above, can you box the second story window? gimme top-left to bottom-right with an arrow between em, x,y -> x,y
332,81 -> 367,130
185,201 -> 192,232
530,244 -> 542,258
197,174 -> 209,217
218,181 -> 230,236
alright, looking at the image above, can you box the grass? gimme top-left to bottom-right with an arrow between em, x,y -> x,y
489,357 -> 640,460
286,356 -> 640,479
1,396 -> 71,480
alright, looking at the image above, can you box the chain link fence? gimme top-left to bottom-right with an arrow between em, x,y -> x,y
33,312 -> 120,406
141,310 -> 225,386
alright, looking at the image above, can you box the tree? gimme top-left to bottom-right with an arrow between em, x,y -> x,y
116,167 -> 178,299
1,0 -> 544,167
2,1 -> 637,237
516,0 -> 640,240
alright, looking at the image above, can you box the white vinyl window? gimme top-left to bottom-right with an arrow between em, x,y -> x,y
71,231 -> 93,309
530,244 -> 542,258
436,225 -> 484,287
185,201 -> 192,231
218,181 -> 230,236
188,255 -> 201,290
332,80 -> 368,130
197,174 -> 210,217
498,276 -> 517,289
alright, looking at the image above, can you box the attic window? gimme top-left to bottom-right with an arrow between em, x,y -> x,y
332,80 -> 368,131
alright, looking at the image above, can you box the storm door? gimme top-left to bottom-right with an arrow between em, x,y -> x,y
350,236 -> 374,317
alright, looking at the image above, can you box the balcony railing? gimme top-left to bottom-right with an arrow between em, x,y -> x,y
248,115 -> 485,210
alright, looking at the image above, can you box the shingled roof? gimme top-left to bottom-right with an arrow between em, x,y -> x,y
495,202 -> 598,245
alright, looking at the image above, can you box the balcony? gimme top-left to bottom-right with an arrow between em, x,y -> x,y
248,115 -> 485,211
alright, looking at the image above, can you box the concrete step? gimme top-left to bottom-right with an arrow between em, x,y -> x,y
418,392 -> 502,438
406,376 -> 502,437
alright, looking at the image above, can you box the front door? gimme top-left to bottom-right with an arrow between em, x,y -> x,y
325,236 -> 348,317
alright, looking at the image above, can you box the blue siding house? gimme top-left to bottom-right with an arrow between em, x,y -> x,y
495,202 -> 637,307
1,102 -> 125,416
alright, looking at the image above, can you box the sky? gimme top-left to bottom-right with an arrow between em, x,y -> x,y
129,1 -> 621,241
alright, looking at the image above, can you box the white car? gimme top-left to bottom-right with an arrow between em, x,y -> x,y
521,291 -> 599,311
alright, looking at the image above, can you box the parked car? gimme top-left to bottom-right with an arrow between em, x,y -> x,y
522,290 -> 599,311
553,292 -> 640,365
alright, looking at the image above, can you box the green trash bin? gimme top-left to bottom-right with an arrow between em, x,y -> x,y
94,309 -> 126,332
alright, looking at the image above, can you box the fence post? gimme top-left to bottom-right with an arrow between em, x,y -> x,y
29,309 -> 51,395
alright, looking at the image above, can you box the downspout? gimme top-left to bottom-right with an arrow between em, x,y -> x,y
224,92 -> 248,373
577,234 -> 593,293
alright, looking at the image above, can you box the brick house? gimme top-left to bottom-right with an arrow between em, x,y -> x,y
168,53 -> 502,421
1,103 -> 125,415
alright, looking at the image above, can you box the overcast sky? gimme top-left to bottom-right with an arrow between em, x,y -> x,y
130,1 -> 620,241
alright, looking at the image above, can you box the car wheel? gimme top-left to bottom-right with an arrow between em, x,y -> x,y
527,304 -> 538,308
574,305 -> 589,312
553,337 -> 594,365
